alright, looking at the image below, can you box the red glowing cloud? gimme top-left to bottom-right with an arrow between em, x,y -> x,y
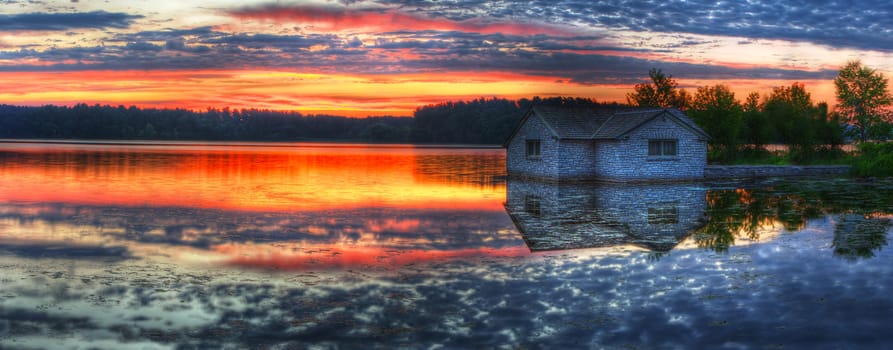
228,4 -> 571,36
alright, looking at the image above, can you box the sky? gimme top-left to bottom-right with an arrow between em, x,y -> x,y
1,1 -> 892,117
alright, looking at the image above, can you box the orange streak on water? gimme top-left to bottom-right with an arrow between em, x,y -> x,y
0,143 -> 506,212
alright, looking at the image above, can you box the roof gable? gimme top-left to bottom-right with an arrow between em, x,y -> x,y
593,109 -> 710,140
502,106 -> 539,147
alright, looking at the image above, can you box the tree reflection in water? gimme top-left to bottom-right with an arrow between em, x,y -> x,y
696,178 -> 893,257
833,215 -> 891,260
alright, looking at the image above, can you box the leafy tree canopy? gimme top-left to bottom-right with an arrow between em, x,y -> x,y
627,68 -> 690,110
689,84 -> 742,151
834,60 -> 893,142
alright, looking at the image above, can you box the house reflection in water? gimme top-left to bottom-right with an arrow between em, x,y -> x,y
505,178 -> 707,252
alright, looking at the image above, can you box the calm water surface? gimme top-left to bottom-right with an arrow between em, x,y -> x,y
1,141 -> 892,349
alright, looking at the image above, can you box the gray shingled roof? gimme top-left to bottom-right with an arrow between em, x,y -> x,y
529,106 -> 708,141
531,106 -> 615,139
592,109 -> 662,139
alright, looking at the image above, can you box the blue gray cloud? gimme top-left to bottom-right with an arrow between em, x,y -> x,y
378,0 -> 893,52
0,26 -> 837,83
0,11 -> 142,31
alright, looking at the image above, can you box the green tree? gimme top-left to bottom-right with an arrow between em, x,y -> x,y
741,92 -> 772,148
834,60 -> 893,142
763,83 -> 841,161
815,102 -> 844,147
764,83 -> 815,146
689,84 -> 743,158
627,68 -> 689,109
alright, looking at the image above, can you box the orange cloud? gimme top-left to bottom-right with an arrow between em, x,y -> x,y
0,68 -> 835,118
0,69 -> 632,116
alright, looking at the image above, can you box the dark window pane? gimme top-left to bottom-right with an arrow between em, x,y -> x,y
526,140 -> 541,158
649,139 -> 677,156
648,141 -> 661,156
663,141 -> 677,156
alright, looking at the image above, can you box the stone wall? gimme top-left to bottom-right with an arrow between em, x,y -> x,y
704,165 -> 851,179
506,114 -> 559,178
557,139 -> 598,178
595,116 -> 707,181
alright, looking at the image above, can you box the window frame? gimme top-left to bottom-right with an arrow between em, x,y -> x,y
525,139 -> 542,159
648,139 -> 678,157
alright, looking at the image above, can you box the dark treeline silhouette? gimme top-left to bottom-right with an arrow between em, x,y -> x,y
0,104 -> 413,142
0,97 -> 616,144
410,96 -> 616,144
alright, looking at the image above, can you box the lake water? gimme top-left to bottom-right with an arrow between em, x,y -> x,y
1,141 -> 892,349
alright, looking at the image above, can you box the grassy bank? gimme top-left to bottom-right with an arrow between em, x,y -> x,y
850,143 -> 893,177
709,146 -> 852,166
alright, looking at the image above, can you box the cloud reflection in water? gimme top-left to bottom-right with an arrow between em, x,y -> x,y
2,220 -> 893,349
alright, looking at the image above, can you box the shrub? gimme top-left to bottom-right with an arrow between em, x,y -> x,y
852,143 -> 893,177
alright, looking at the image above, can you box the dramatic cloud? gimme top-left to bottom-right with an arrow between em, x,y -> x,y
0,1 -> 888,113
228,3 -> 569,36
378,0 -> 893,52
0,26 -> 836,83
0,11 -> 142,31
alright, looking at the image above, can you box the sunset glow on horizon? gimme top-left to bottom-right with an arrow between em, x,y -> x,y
2,1 -> 892,116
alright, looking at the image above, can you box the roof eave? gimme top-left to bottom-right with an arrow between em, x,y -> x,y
501,105 -> 534,148
666,108 -> 711,140
502,106 -> 563,147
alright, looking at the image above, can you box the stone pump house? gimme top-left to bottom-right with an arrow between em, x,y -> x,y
504,105 -> 710,181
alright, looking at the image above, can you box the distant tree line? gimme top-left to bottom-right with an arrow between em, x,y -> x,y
0,97 -> 613,145
0,104 -> 413,142
410,96 -> 616,144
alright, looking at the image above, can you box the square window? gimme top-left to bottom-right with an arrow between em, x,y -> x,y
648,140 -> 677,156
